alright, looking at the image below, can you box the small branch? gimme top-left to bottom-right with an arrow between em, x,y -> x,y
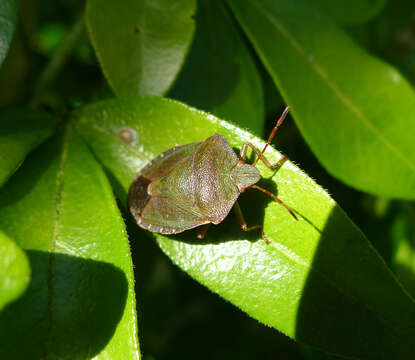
34,14 -> 85,95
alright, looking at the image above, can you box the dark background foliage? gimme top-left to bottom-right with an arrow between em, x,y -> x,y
1,0 -> 415,359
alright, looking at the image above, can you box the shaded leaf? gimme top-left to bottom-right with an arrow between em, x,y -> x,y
169,0 -> 264,135
227,0 -> 415,199
76,95 -> 415,359
0,126 -> 140,359
0,0 -> 17,68
308,0 -> 387,25
391,204 -> 415,298
0,108 -> 58,187
0,231 -> 30,311
86,0 -> 196,96
0,32 -> 29,106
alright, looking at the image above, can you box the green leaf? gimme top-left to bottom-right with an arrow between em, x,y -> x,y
0,0 -> 17,68
0,108 -> 58,187
76,95 -> 415,359
169,0 -> 264,135
307,0 -> 387,25
227,0 -> 415,200
86,0 -> 196,96
0,126 -> 140,359
0,231 -> 30,311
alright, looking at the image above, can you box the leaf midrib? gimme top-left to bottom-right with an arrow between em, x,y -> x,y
45,126 -> 70,359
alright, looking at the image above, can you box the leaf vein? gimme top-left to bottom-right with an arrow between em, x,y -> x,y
45,126 -> 70,358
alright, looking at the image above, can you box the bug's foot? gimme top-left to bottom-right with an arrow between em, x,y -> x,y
260,229 -> 270,245
197,224 -> 211,239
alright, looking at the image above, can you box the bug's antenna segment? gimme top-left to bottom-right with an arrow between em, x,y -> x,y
253,106 -> 290,166
250,184 -> 298,220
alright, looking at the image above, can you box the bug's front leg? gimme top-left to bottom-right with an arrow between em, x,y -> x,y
240,142 -> 287,170
233,201 -> 269,244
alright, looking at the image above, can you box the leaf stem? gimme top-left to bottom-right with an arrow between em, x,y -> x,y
34,14 -> 85,95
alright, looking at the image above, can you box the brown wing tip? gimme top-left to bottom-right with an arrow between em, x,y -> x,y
128,174 -> 152,220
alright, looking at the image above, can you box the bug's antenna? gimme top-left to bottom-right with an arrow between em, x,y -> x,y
250,184 -> 298,220
253,106 -> 289,166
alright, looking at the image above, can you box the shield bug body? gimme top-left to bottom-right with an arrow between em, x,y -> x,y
128,107 -> 297,243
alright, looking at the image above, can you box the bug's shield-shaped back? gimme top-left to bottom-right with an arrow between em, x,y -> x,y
129,142 -> 207,233
193,134 -> 240,224
129,134 -> 241,234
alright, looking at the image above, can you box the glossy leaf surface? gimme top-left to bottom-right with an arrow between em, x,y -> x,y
308,0 -> 387,25
0,127 -> 140,359
0,231 -> 30,311
227,0 -> 415,199
0,108 -> 57,187
86,0 -> 196,96
169,0 -> 264,135
0,0 -> 17,68
76,95 -> 415,359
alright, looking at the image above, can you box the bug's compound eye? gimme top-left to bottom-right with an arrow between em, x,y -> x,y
118,127 -> 137,145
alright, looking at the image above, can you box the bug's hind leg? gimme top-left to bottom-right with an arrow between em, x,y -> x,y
233,201 -> 269,244
197,223 -> 211,239
250,184 -> 298,220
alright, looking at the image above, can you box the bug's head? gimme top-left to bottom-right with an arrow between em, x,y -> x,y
230,161 -> 261,192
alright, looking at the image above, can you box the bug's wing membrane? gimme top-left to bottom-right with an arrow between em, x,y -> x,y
194,134 -> 239,224
141,142 -> 202,180
141,146 -> 208,233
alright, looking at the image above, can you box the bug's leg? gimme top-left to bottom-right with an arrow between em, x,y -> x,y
241,142 -> 288,169
240,106 -> 289,167
233,201 -> 270,244
197,224 -> 211,239
250,184 -> 298,220
240,143 -> 250,161
253,106 -> 289,166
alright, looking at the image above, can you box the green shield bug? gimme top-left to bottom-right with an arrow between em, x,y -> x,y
128,107 -> 297,243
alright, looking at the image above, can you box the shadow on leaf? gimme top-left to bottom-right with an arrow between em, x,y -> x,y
295,205 -> 415,359
0,250 -> 128,360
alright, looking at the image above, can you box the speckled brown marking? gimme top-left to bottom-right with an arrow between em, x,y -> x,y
128,175 -> 151,219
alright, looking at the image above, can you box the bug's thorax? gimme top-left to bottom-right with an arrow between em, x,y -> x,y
230,160 -> 261,192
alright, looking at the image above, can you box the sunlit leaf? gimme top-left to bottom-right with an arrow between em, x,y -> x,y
0,231 -> 30,311
227,0 -> 415,199
76,95 -> 415,359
